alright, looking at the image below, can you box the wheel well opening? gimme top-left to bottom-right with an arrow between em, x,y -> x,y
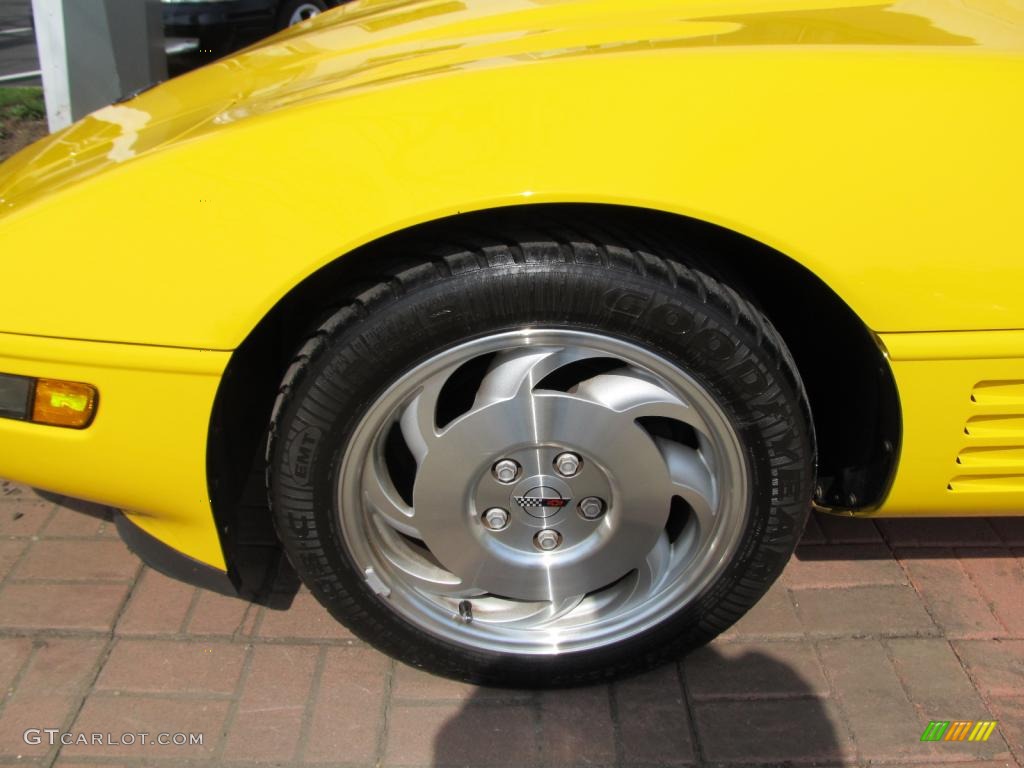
207,203 -> 900,586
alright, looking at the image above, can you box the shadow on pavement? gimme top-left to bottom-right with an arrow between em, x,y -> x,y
35,489 -> 114,521
430,648 -> 847,767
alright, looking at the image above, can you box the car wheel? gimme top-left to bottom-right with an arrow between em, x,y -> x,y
268,230 -> 814,686
277,0 -> 327,29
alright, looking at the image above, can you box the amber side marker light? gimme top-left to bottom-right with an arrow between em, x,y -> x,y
0,373 -> 97,429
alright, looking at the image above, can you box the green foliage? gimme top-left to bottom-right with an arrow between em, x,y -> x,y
0,87 -> 46,122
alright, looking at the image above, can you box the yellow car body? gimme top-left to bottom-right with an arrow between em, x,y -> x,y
1,0 -> 1023,580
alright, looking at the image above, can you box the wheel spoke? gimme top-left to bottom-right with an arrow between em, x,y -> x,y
565,572 -> 640,624
473,593 -> 587,628
584,531 -> 673,621
373,519 -> 486,598
361,455 -> 419,537
656,437 -> 717,530
398,376 -> 446,464
573,371 -> 709,434
637,530 -> 673,595
472,346 -> 613,410
535,593 -> 588,626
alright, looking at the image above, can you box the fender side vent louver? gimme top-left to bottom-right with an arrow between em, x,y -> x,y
949,381 -> 1024,493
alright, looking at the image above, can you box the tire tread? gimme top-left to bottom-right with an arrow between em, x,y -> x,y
267,226 -> 814,686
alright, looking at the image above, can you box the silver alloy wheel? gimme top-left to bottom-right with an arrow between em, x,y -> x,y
287,3 -> 322,25
337,329 -> 749,655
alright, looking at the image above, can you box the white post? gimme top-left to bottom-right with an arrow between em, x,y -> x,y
28,0 -> 166,134
30,0 -> 72,132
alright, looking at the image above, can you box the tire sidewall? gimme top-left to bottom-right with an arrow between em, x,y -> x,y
270,260 -> 812,685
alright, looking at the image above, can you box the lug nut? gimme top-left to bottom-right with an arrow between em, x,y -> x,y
482,507 -> 510,531
554,452 -> 582,477
578,497 -> 605,520
491,459 -> 521,484
534,529 -> 562,551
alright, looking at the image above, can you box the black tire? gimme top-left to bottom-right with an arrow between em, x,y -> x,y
268,230 -> 814,687
275,0 -> 328,29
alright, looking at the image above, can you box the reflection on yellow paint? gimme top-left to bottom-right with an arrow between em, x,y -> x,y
89,104 -> 153,162
360,1 -> 467,33
2,0 -> 1017,217
672,4 -> 977,48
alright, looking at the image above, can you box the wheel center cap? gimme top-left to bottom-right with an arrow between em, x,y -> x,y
513,485 -> 572,519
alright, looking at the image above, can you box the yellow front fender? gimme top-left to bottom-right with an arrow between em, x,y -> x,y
1,0 -> 1022,349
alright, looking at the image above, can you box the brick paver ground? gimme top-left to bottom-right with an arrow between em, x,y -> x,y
1,477 -> 1022,767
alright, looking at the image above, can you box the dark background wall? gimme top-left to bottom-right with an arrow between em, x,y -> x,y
0,0 -> 41,86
